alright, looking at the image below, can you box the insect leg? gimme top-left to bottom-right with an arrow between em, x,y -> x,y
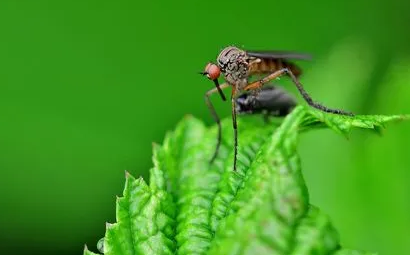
244,68 -> 354,116
231,87 -> 238,171
263,111 -> 271,124
205,83 -> 230,164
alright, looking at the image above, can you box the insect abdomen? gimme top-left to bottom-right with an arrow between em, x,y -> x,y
249,59 -> 302,77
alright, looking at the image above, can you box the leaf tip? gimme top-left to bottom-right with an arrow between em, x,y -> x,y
124,170 -> 129,177
400,114 -> 410,120
152,142 -> 161,158
124,171 -> 138,185
183,113 -> 194,119
106,222 -> 114,229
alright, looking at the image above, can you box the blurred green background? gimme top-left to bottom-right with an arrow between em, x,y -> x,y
1,0 -> 409,254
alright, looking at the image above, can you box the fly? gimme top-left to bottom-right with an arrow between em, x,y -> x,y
236,85 -> 297,119
199,46 -> 353,171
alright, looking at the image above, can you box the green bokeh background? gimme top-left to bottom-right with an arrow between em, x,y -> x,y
1,1 -> 409,254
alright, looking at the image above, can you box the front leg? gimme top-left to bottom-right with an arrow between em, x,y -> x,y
205,83 -> 230,165
231,87 -> 238,171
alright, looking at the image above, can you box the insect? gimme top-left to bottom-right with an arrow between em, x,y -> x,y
200,46 -> 353,171
236,85 -> 297,119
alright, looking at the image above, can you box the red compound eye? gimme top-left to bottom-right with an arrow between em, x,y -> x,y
204,63 -> 220,80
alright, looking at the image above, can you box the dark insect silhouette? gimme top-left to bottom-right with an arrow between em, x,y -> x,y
236,85 -> 296,118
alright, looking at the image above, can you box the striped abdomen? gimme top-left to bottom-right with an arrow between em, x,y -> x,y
248,58 -> 302,77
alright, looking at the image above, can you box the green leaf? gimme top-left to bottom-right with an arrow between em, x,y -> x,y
291,206 -> 340,255
84,106 -> 406,255
207,106 -> 309,255
301,107 -> 408,136
101,143 -> 177,255
83,245 -> 100,255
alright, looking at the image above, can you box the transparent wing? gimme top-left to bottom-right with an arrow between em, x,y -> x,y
247,50 -> 312,60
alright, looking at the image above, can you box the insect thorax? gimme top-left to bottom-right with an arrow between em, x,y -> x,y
217,46 -> 249,88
